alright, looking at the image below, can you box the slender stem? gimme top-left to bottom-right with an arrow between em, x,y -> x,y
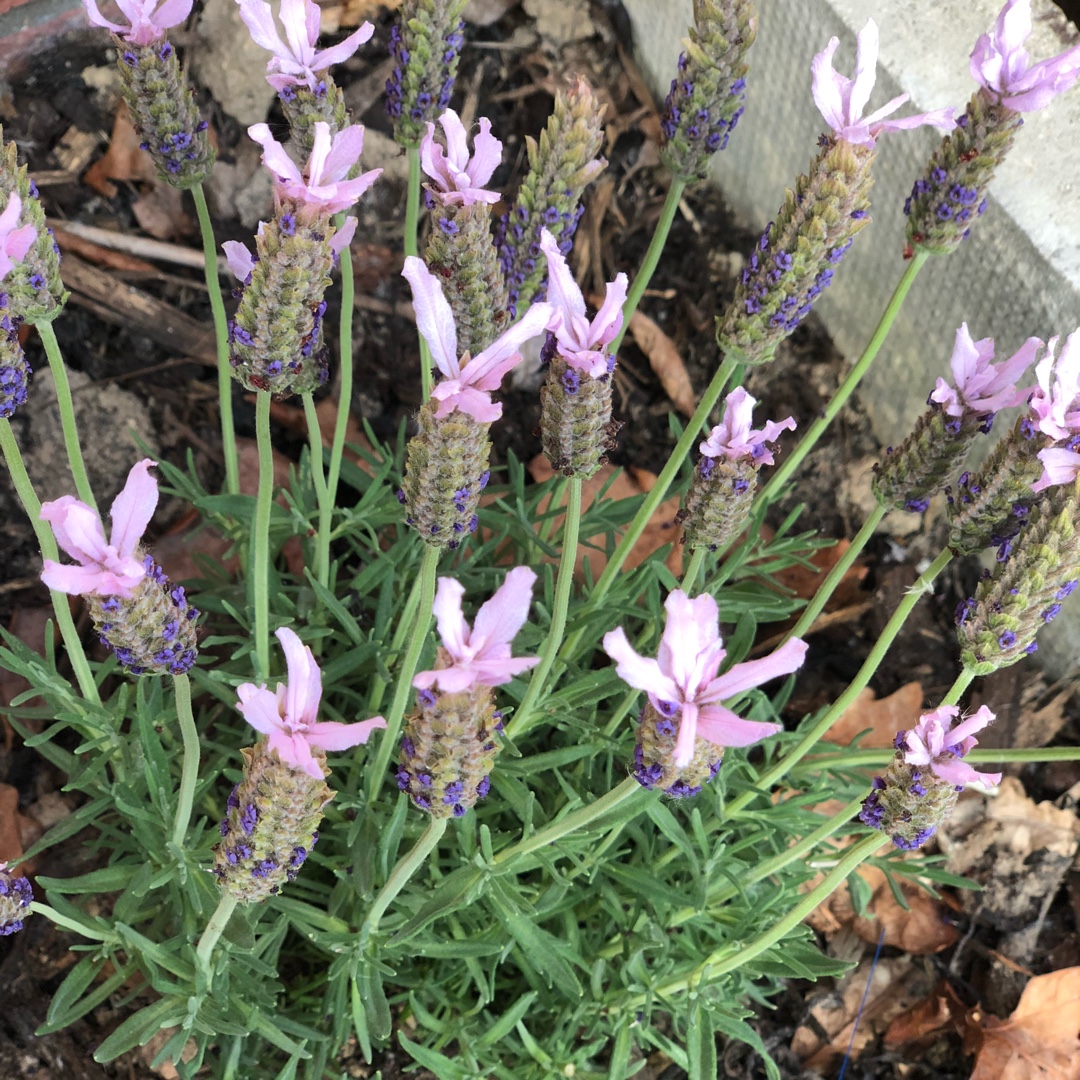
170,674 -> 200,849
196,892 -> 239,974
786,504 -> 886,642
192,183 -> 239,496
324,210 -> 354,559
253,392 -> 274,679
756,253 -> 928,508
505,478 -> 582,739
681,547 -> 708,594
365,546 -> 440,802
303,392 -> 332,590
940,667 -> 976,707
36,322 -> 96,512
0,419 -> 100,704
363,817 -> 447,936
404,147 -> 434,403
636,833 -> 884,1003
723,548 -> 954,819
587,353 -> 739,612
493,777 -> 647,865
805,745 -> 1080,769
367,569 -> 425,715
609,177 -> 687,357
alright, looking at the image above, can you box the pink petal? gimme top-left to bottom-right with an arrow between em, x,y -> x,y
40,496 -> 108,565
306,122 -> 332,185
82,0 -> 126,34
279,0 -> 315,63
696,704 -> 783,748
276,627 -> 322,726
424,665 -> 476,694
420,122 -> 448,188
464,301 -> 554,391
430,576 -> 469,659
702,637 -> 808,702
319,124 -> 366,184
439,109 -> 470,170
249,123 -> 302,183
672,701 -> 699,768
329,215 -> 357,255
1033,447 -> 1080,492
848,20 -> 880,122
236,683 -> 285,735
236,0 -> 288,57
222,240 -> 256,280
305,715 -> 386,750
471,655 -> 540,685
108,458 -> 158,557
602,627 -> 680,702
402,256 -> 459,378
947,704 -> 996,745
931,758 -> 1000,788
0,192 -> 20,236
872,108 -> 956,139
312,21 -> 375,72
41,561 -> 121,596
468,117 -> 502,189
149,0 -> 192,31
590,272 -> 628,348
811,37 -> 846,132
268,728 -> 324,779
539,228 -> 587,327
432,385 -> 502,423
471,566 -> 537,655
658,590 -> 721,695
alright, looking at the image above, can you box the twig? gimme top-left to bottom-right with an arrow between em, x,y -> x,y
49,219 -> 212,270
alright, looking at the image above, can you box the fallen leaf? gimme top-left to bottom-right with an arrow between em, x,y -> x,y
770,538 -> 869,606
528,455 -> 683,578
971,968 -> 1080,1080
83,102 -> 156,196
625,309 -> 695,417
1012,686 -> 1073,749
885,980 -> 973,1049
322,0 -> 403,32
0,783 -> 23,864
132,184 -> 191,241
828,682 -> 925,748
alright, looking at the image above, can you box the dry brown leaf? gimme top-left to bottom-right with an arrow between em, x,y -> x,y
528,455 -> 682,578
828,682 -> 925,748
770,537 -> 869,606
84,102 -> 157,196
0,605 -> 54,722
321,0 -> 402,32
885,980 -> 973,1049
625,310 -> 695,417
971,968 -> 1080,1080
132,184 -> 190,241
1013,687 -> 1073,749
0,783 -> 24,865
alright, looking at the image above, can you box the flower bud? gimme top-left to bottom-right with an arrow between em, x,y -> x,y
0,303 -> 30,418
0,863 -> 32,936
280,73 -> 352,160
539,351 -> 618,479
632,700 -> 722,799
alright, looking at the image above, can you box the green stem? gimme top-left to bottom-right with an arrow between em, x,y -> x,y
505,478 -> 582,739
367,570 -> 425,715
0,420 -> 100,704
303,392 -> 332,590
363,817 -> 447,936
805,745 -> 1080,770
36,322 -> 96,512
170,674 -> 200,849
404,147 -> 434,403
786,504 -> 886,641
756,253 -> 927,509
365,546 -> 440,802
253,392 -> 274,679
681,547 -> 708,594
940,667 -> 976,707
324,210 -> 355,572
587,353 -> 739,612
192,183 -> 239,497
724,548 -> 953,819
493,777 -> 647,865
609,177 -> 687,357
635,833 -> 883,1003
196,892 -> 239,974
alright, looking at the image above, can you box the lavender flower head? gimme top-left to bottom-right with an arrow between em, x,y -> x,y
970,0 -> 1080,112
0,863 -> 33,936
82,0 -> 191,45
421,109 -> 502,207
699,387 -> 796,467
236,0 -> 374,93
901,705 -> 1002,788
929,322 -> 1039,419
0,192 -> 36,419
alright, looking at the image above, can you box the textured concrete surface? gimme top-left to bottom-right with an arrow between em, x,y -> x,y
623,0 -> 1080,674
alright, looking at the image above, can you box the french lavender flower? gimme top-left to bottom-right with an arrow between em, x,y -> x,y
0,131 -> 66,323
0,193 -> 36,418
660,0 -> 756,182
399,569 -> 538,818
0,863 -> 32,936
214,628 -> 385,902
873,324 -> 1039,513
399,256 -> 553,546
40,459 -> 198,676
225,122 -> 379,395
538,228 -> 627,478
83,0 -> 214,188
603,590 -> 807,798
717,20 -> 956,366
956,478 -> 1080,673
422,109 -> 509,357
677,387 -> 795,551
859,706 -> 1001,849
906,0 -> 1080,256
237,0 -> 374,156
385,0 -> 468,146
948,330 -> 1077,556
497,78 -> 606,317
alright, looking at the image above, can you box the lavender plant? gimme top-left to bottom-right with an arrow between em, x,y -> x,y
2,2 -> 1080,1078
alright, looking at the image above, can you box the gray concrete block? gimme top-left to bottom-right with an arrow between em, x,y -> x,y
623,0 -> 1080,673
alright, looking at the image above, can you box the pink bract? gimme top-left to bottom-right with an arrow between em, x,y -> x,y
237,627 -> 386,779
82,0 -> 192,45
811,20 -> 956,148
40,459 -> 158,598
539,228 -> 628,378
0,193 -> 35,281
420,110 -> 503,207
413,567 -> 541,694
902,705 -> 1002,788
1029,329 -> 1080,449
929,323 -> 1040,418
699,387 -> 796,466
970,0 -> 1080,111
603,590 -> 807,768
402,256 -> 555,422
